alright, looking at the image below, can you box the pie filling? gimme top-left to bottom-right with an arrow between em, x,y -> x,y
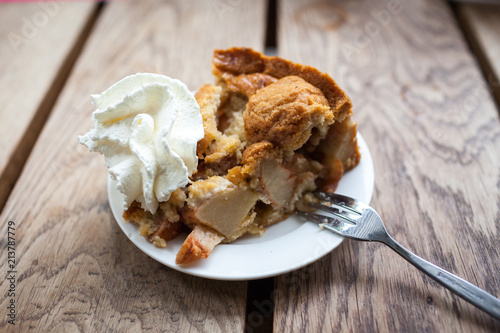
119,47 -> 361,265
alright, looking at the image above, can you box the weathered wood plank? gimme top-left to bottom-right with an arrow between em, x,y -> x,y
456,3 -> 500,108
0,0 -> 267,331
274,0 -> 500,331
0,2 -> 98,212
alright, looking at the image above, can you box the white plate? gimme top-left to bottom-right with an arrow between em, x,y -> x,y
108,132 -> 374,280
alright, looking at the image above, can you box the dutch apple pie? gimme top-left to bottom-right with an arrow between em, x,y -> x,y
80,47 -> 360,265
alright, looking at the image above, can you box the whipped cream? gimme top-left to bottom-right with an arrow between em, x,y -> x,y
79,73 -> 204,213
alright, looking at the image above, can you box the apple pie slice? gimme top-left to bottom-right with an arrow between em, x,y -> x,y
123,47 -> 360,265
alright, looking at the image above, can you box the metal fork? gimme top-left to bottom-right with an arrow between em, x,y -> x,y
297,192 -> 500,320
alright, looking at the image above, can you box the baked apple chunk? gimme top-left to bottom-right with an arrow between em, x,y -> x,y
183,176 -> 258,240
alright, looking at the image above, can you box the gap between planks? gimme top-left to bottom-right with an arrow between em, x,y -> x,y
452,3 -> 500,112
0,2 -> 105,214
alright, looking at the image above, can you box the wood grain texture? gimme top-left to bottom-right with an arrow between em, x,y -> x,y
0,0 -> 267,331
0,2 -> 97,212
456,3 -> 500,108
275,0 -> 500,331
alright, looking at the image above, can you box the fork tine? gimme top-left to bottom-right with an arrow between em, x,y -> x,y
308,202 -> 359,224
314,191 -> 369,213
296,211 -> 330,224
296,211 -> 341,228
296,211 -> 351,235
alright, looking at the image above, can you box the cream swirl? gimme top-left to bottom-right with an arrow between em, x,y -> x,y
79,73 -> 203,213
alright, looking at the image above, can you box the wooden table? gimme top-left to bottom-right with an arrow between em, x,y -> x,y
1,0 -> 499,332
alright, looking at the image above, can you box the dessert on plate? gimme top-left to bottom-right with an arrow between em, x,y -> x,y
79,47 -> 360,265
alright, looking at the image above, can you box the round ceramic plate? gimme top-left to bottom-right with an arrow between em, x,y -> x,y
108,132 -> 374,280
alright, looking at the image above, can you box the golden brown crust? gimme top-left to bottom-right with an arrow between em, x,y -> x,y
194,83 -> 242,164
212,47 -> 352,121
147,219 -> 185,244
175,225 -> 224,265
195,84 -> 222,158
240,141 -> 279,177
123,200 -> 185,248
218,72 -> 278,97
123,200 -> 150,222
244,76 -> 332,150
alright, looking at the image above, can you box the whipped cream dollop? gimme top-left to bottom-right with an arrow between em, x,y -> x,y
79,73 -> 204,213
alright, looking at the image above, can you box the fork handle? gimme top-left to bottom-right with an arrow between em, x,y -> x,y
382,235 -> 500,320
